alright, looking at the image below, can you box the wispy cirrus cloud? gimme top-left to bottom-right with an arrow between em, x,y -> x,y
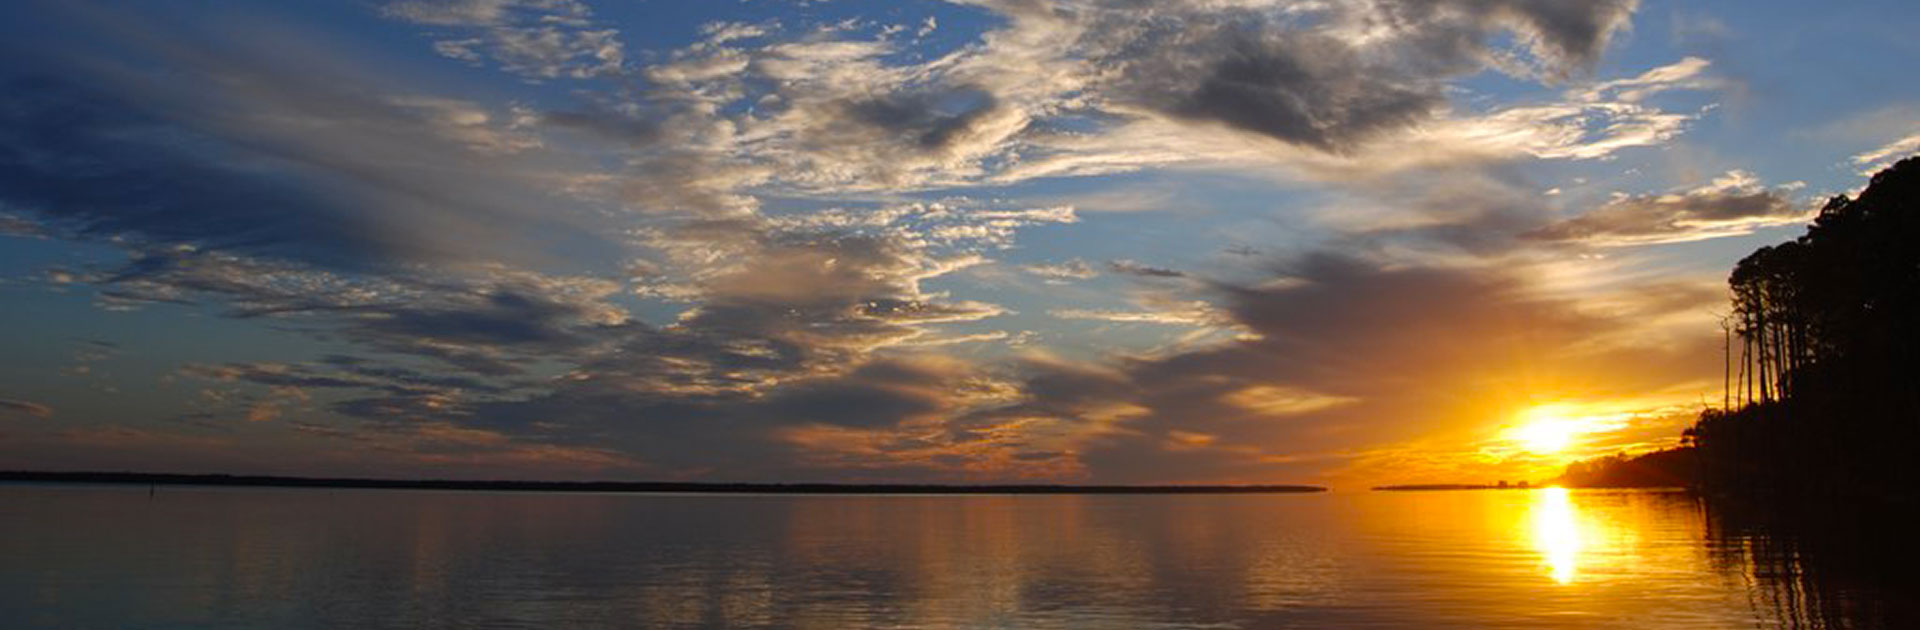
1852,132 -> 1920,175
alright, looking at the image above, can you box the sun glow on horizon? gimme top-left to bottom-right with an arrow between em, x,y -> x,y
1510,404 -> 1586,455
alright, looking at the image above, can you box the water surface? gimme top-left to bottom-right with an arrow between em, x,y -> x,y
0,485 -> 1909,628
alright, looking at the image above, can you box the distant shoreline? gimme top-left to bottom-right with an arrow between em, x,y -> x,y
0,471 -> 1326,495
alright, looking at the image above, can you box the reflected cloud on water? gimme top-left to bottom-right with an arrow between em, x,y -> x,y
0,485 -> 1913,628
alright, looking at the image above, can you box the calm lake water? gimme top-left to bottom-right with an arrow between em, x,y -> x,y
1,485 -> 1912,629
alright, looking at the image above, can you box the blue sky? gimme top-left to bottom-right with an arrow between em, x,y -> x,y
2,0 -> 1916,486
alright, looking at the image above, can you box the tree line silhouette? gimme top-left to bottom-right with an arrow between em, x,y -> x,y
1566,155 -> 1920,499
1557,447 -> 1695,488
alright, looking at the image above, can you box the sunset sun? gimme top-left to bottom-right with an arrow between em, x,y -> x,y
1511,405 -> 1585,455
2,0 -> 1915,627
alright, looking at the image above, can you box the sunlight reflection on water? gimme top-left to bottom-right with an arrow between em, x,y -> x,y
1531,486 -> 1582,584
0,484 -> 1911,629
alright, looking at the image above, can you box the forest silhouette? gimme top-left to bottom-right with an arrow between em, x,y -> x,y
1563,155 -> 1920,500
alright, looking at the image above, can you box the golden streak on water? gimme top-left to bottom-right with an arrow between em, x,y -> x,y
1,486 -> 1891,627
1531,487 -> 1582,584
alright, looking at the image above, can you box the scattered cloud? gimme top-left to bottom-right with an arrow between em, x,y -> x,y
1023,260 -> 1099,282
1527,171 -> 1810,246
0,0 -> 1779,484
1105,260 -> 1187,279
1852,132 -> 1920,175
0,398 -> 54,419
1050,302 -> 1219,326
978,251 -> 1722,484
383,0 -> 625,79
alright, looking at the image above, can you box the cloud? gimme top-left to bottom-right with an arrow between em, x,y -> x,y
1105,260 -> 1186,278
84,250 -> 1715,484
0,14 -> 622,272
1050,301 -> 1219,326
108,219 -> 1035,476
1336,175 -> 1549,256
383,0 -> 624,79
1669,11 -> 1731,46
418,350 -> 1029,481
1071,0 -> 1641,153
0,1 -> 1731,485
187,360 -> 511,399
1154,28 -> 1444,152
597,0 -> 1677,203
92,246 -> 632,376
181,358 -> 522,429
0,213 -> 44,238
1048,311 -> 1214,327
756,357 -> 986,429
1454,0 -> 1641,70
1022,260 -> 1099,281
541,108 -> 661,148
1573,56 -> 1716,103
1,0 -> 1681,273
1526,171 -> 1810,246
971,251 -> 1721,484
0,398 -> 54,419
1852,132 -> 1920,175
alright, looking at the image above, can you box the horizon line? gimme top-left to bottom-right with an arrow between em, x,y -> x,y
0,471 -> 1329,495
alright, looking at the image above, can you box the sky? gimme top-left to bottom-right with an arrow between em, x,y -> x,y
2,0 -> 1917,488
